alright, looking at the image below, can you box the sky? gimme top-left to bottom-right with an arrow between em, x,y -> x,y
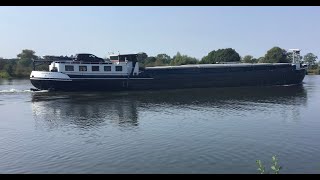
0,6 -> 319,59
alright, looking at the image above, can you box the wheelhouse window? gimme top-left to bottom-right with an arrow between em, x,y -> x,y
92,66 -> 100,71
79,66 -> 87,71
104,66 -> 111,71
116,66 -> 123,71
65,65 -> 74,71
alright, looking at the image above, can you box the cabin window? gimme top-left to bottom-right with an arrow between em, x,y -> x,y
104,66 -> 112,71
116,66 -> 123,71
65,65 -> 74,71
79,66 -> 87,71
92,66 -> 100,71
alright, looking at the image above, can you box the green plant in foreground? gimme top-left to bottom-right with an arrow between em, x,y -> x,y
256,155 -> 282,174
256,160 -> 265,174
271,155 -> 282,174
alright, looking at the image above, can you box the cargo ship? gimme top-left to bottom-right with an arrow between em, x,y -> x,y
30,50 -> 306,91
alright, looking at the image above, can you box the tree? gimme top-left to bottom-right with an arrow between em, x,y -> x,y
144,57 -> 157,67
17,49 -> 38,60
3,60 -> 16,76
242,55 -> 258,63
170,52 -> 198,66
251,58 -> 258,63
303,53 -> 318,66
264,47 -> 289,63
0,58 -> 5,70
171,52 -> 182,65
155,54 -> 171,65
258,57 -> 265,63
137,52 -> 148,66
200,48 -> 240,64
17,49 -> 38,67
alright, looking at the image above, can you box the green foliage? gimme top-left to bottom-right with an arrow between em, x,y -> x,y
137,53 -> 172,67
309,64 -> 319,70
15,50 -> 38,77
304,53 -> 318,66
200,48 -> 240,64
3,60 -> 16,76
258,57 -> 265,63
155,53 -> 172,66
307,66 -> 320,75
286,52 -> 293,63
154,59 -> 165,66
141,52 -> 198,67
263,47 -> 289,63
18,58 -> 33,67
0,49 -> 39,78
143,54 -> 172,67
36,64 -> 49,71
17,49 -> 38,60
0,71 -> 10,78
0,59 -> 5,70
14,63 -> 32,78
256,160 -> 265,174
242,55 -> 258,63
242,55 -> 253,63
170,52 -> 198,66
256,155 -> 282,174
144,57 -> 157,67
252,58 -> 258,63
137,52 -> 148,66
271,155 -> 282,174
16,49 -> 38,68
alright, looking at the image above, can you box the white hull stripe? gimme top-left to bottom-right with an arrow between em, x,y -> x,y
30,78 -> 72,81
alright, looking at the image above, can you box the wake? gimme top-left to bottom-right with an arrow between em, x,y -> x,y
0,88 -> 48,93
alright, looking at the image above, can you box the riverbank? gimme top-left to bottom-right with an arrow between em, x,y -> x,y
0,72 -> 30,79
307,68 -> 320,75
0,71 -> 10,78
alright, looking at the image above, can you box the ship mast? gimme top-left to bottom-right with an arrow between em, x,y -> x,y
289,49 -> 301,70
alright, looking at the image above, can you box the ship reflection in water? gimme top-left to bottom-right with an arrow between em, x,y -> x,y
31,84 -> 307,130
31,92 -> 140,130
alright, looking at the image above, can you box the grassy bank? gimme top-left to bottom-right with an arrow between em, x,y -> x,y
0,71 -> 11,78
307,68 -> 320,75
0,70 -> 31,79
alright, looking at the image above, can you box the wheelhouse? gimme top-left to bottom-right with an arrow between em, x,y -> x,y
33,53 -> 140,76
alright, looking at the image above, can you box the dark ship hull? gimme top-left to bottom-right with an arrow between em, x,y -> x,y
30,63 -> 306,91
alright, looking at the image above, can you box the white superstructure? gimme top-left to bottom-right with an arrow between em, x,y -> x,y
31,54 -> 141,80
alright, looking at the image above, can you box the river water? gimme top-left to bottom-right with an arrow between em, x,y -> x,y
0,76 -> 320,173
